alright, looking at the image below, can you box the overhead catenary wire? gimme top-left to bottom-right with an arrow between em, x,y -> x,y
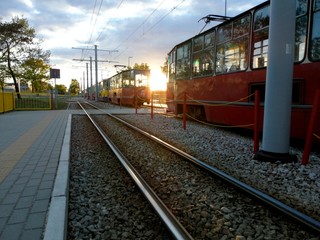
142,0 -> 186,36
114,0 -> 167,51
81,0 -> 98,60
113,0 -> 186,59
95,0 -> 126,42
82,0 -> 104,59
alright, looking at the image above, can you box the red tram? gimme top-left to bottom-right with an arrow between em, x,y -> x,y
166,0 -> 320,139
106,69 -> 150,106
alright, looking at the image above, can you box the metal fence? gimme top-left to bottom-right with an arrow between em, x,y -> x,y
14,93 -> 52,110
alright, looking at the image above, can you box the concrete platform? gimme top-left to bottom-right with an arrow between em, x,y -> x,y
0,104 -> 158,240
0,110 -> 70,240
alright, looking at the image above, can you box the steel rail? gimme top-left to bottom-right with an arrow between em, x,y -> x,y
83,101 -> 320,234
78,102 -> 194,240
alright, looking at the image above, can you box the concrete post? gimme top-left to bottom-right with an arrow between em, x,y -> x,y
90,57 -> 93,100
255,0 -> 297,162
86,63 -> 89,98
95,45 -> 99,101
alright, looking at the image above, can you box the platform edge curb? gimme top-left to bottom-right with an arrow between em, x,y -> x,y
43,113 -> 71,240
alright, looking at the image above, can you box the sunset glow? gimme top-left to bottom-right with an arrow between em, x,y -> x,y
150,69 -> 167,91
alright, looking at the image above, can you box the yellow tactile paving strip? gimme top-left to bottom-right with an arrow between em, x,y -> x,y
0,113 -> 55,183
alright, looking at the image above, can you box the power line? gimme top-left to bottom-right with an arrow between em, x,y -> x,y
88,0 -> 104,44
142,0 -> 186,36
89,0 -> 98,26
83,0 -> 104,59
82,0 -> 98,60
114,0 -> 186,59
114,0 -> 167,51
96,0 -> 125,42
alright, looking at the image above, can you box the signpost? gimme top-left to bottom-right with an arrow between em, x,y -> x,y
50,68 -> 60,109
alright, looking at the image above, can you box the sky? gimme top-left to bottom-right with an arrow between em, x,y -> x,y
0,0 -> 265,90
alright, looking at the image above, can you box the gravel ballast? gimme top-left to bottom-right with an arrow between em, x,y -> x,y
68,106 -> 320,239
116,113 -> 320,222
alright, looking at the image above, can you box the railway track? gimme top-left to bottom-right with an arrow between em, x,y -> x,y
71,101 -> 320,239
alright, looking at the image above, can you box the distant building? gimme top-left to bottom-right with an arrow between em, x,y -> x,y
3,83 -> 15,92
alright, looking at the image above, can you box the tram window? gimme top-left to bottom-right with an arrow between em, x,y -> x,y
216,36 -> 249,74
123,79 -> 130,87
233,15 -> 251,38
122,72 -> 130,87
217,22 -> 232,44
168,51 -> 176,83
192,31 -> 215,77
110,79 -> 115,90
176,42 -> 191,80
310,0 -> 320,61
252,6 -> 270,69
216,15 -> 250,74
204,32 -> 215,48
295,15 -> 307,62
193,36 -> 203,52
135,74 -> 148,87
116,75 -> 122,88
297,0 -> 308,16
253,6 -> 270,30
192,49 -> 214,77
295,0 -> 308,62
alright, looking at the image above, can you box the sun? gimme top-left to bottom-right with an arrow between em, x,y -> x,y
150,69 -> 167,91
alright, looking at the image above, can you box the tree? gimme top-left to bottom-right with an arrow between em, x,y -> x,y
161,56 -> 168,75
0,17 -> 49,98
132,63 -> 150,70
69,79 -> 80,95
0,64 -> 10,91
19,57 -> 50,92
56,84 -> 67,95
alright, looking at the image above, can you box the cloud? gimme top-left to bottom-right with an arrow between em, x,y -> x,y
0,0 -> 265,86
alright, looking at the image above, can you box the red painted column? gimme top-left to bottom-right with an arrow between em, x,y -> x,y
151,91 -> 154,120
302,89 -> 320,165
183,92 -> 187,130
254,90 -> 260,153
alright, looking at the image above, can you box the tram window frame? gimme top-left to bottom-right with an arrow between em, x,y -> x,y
295,0 -> 309,62
309,0 -> 320,61
193,35 -> 204,52
252,5 -> 270,69
295,15 -> 308,62
116,74 -> 122,88
168,50 -> 176,83
217,22 -> 232,44
215,14 -> 251,74
122,71 -> 131,88
176,42 -> 191,80
252,1 -> 309,68
135,73 -> 149,87
192,31 -> 215,77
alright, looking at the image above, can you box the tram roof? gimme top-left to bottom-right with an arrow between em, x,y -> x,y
169,0 -> 269,52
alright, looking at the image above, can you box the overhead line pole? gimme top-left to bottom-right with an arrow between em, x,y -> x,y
73,58 -> 118,99
95,45 -> 99,101
90,57 -> 93,100
86,63 -> 89,99
72,45 -> 118,101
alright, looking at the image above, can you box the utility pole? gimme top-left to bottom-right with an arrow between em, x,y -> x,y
72,45 -> 118,101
